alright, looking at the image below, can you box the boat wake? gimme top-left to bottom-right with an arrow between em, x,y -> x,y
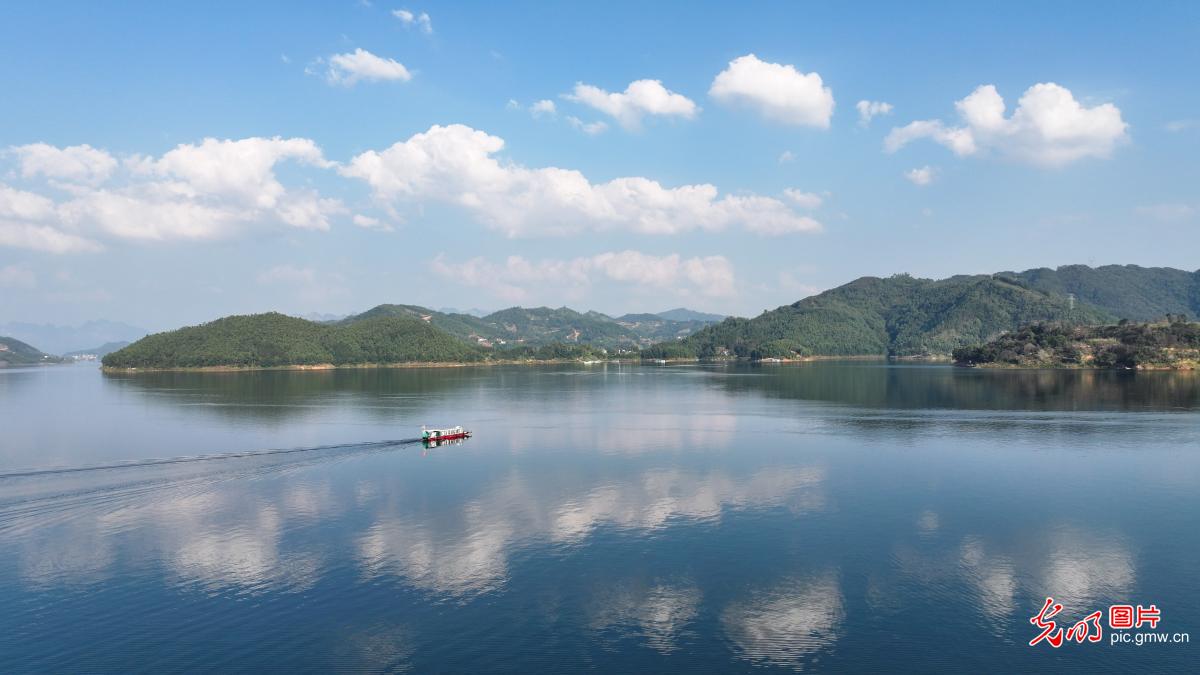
0,437 -> 427,480
0,438 -> 428,537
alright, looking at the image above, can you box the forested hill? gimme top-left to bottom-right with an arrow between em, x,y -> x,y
0,336 -> 62,366
339,304 -> 721,348
644,273 -> 1115,359
999,265 -> 1199,321
102,313 -> 485,369
953,321 -> 1200,369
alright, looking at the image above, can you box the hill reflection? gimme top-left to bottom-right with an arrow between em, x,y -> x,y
712,362 -> 1200,411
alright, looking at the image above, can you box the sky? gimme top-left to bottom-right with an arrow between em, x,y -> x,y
1,1 -> 1198,331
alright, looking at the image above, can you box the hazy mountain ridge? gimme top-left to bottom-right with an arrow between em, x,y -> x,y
0,336 -> 62,366
0,320 -> 147,355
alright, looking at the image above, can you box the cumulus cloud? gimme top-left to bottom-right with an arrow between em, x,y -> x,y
340,124 -> 821,237
529,99 -> 557,118
1,137 -> 343,252
10,143 -> 118,185
777,150 -> 795,164
392,9 -> 432,34
904,166 -> 935,186
319,48 -> 412,86
565,79 -> 697,130
709,54 -> 834,128
885,83 -> 1128,167
0,183 -> 102,253
430,250 -> 736,302
855,100 -> 893,126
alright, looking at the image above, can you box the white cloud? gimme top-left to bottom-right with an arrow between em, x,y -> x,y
782,189 -> 824,209
855,100 -> 893,126
430,250 -> 736,302
529,99 -> 557,118
904,166 -> 935,186
0,263 -> 36,288
567,116 -> 608,135
320,48 -> 412,86
10,143 -> 117,185
353,213 -> 393,230
885,83 -> 1128,167
709,54 -> 834,128
0,183 -> 102,253
1165,119 -> 1198,133
777,150 -> 795,164
505,99 -> 520,110
565,79 -> 697,130
392,9 -> 432,34
340,124 -> 821,237
2,137 -> 343,252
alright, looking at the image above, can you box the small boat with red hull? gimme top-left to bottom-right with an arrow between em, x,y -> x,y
421,425 -> 472,443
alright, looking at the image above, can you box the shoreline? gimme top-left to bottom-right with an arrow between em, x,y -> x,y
100,353 -> 932,373
100,358 -> 644,373
958,362 -> 1196,371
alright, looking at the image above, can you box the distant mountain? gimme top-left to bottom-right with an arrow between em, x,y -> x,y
340,304 -> 500,344
656,308 -> 726,323
645,271 -> 1116,359
481,306 -> 635,346
614,313 -> 719,343
64,341 -> 132,358
298,312 -> 347,323
103,313 -> 484,369
438,307 -> 491,318
0,336 -> 62,367
0,320 -> 147,355
341,304 -> 711,348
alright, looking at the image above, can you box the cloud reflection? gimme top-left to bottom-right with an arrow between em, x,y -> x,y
589,583 -> 702,653
721,572 -> 844,669
358,466 -> 826,598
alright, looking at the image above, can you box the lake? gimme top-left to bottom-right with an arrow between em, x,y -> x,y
1,362 -> 1197,672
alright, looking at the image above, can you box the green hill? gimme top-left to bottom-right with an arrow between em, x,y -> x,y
656,308 -> 725,323
0,336 -> 62,367
645,272 -> 1115,360
102,312 -> 485,369
340,304 -> 495,343
1000,265 -> 1199,321
341,303 -> 718,348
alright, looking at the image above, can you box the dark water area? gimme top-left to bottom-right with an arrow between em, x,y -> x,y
1,362 -> 1197,672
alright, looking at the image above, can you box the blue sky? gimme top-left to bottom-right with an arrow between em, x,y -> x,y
1,1 -> 1198,330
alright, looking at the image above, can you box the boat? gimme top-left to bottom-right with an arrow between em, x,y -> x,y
421,424 -> 472,442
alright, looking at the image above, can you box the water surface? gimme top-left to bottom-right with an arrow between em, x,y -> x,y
1,362 -> 1197,672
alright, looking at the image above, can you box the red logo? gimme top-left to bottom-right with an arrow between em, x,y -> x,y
1031,598 -> 1166,648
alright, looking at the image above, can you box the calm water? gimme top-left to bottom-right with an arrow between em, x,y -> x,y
1,362 -> 1198,672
